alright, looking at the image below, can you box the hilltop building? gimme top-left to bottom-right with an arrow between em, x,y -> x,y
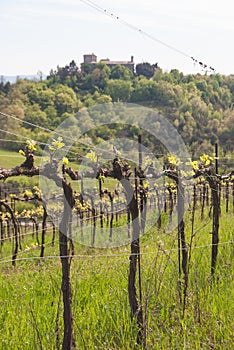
83,53 -> 97,64
82,53 -> 135,72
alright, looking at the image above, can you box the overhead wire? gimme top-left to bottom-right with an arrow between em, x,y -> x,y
3,112 -> 232,169
0,0 -> 230,271
0,226 -> 56,243
0,238 -> 60,263
81,0 -> 190,58
0,114 -> 209,167
0,139 -> 26,144
79,0 -> 215,72
0,240 -> 232,265
0,115 -> 233,178
0,111 -> 175,161
0,123 -> 232,191
0,126 -> 83,158
0,111 -> 124,159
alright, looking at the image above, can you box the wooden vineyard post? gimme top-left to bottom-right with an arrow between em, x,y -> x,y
98,157 -> 145,346
201,182 -> 206,220
138,135 -> 147,236
40,206 -> 47,258
177,175 -> 188,312
233,181 -> 234,214
126,177 -> 144,346
163,166 -> 188,313
0,141 -> 84,348
0,200 -> 20,266
106,191 -> 114,240
99,176 -> 104,229
210,176 -> 220,278
215,143 -> 219,175
225,181 -> 229,213
155,188 -> 162,230
211,144 -> 220,278
59,180 -> 76,350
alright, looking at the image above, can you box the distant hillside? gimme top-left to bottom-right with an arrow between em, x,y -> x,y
1,75 -> 47,84
0,60 -> 234,167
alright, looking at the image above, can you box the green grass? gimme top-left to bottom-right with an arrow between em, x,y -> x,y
0,148 -> 43,169
0,203 -> 233,349
0,148 -> 24,168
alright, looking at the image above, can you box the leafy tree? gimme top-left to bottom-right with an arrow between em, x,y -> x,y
53,84 -> 81,115
55,92 -> 76,115
79,63 -> 110,93
44,105 -> 57,123
219,110 -> 234,153
0,103 -> 26,150
131,77 -> 158,101
0,81 -> 11,94
169,69 -> 184,83
105,79 -> 132,101
154,81 -> 181,107
92,92 -> 112,104
136,62 -> 157,78
27,83 -> 55,110
82,94 -> 96,107
90,63 -> 110,91
1,59 -> 234,163
196,79 -> 208,93
24,104 -> 48,128
49,61 -> 80,84
110,65 -> 133,80
80,62 -> 96,75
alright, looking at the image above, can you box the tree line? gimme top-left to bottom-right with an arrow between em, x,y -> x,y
0,60 -> 234,160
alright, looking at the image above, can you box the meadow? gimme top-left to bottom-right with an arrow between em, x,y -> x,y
0,147 -> 233,349
0,199 -> 233,350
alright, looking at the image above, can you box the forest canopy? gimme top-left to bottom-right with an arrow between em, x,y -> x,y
0,60 -> 233,165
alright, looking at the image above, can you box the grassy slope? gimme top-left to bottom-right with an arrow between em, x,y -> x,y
0,203 -> 233,349
0,148 -> 43,168
0,148 -> 24,168
0,149 -> 41,193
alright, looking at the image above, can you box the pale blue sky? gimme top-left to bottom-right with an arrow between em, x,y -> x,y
0,0 -> 233,76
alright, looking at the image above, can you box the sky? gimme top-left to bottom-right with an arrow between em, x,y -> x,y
0,0 -> 234,76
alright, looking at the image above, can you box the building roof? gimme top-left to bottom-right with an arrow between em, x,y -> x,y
100,60 -> 134,65
84,53 -> 97,57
